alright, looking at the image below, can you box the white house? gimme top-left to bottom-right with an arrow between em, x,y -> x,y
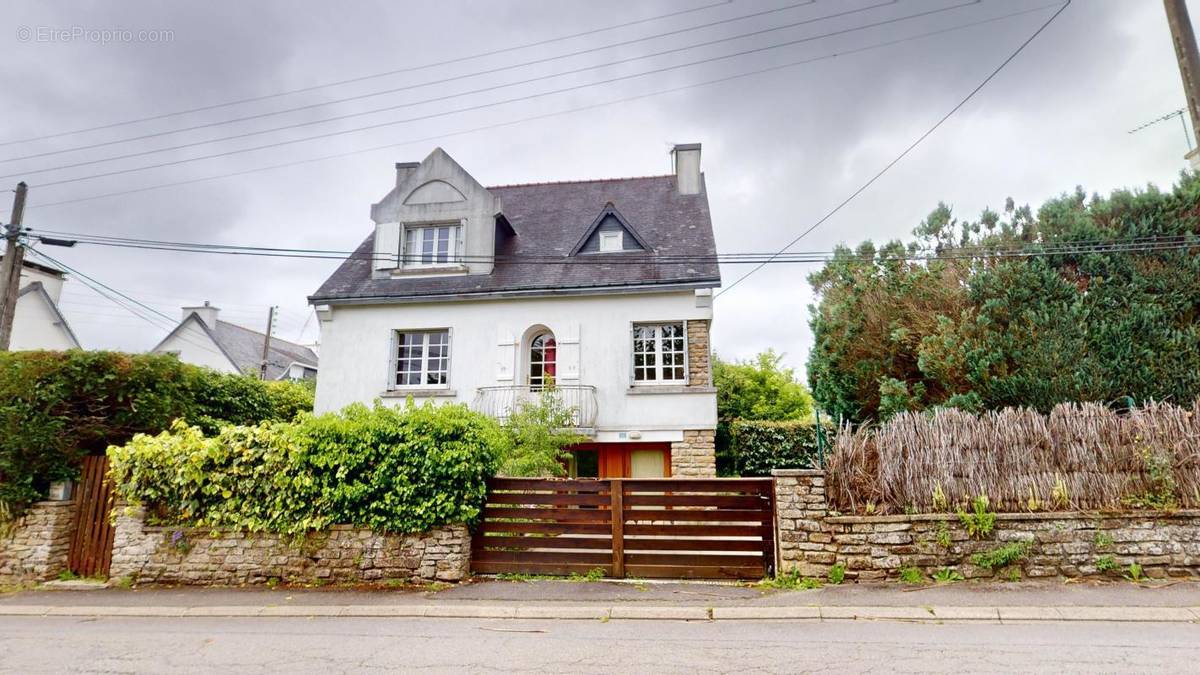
310,145 -> 720,478
1,256 -> 81,351
151,302 -> 318,380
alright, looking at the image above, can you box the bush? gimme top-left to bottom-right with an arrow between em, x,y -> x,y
731,419 -> 831,477
0,350 -> 313,515
108,402 -> 502,534
496,390 -> 588,477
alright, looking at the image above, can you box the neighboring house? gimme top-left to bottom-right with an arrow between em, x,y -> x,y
151,302 -> 318,380
1,256 -> 81,351
310,145 -> 720,477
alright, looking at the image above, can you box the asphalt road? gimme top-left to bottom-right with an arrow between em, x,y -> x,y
1,615 -> 1196,674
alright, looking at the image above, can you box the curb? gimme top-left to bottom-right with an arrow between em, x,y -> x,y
2,604 -> 1199,623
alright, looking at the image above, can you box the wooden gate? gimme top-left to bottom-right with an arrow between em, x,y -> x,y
68,455 -> 116,578
472,477 -> 775,580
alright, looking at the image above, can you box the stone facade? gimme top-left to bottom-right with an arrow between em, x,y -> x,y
0,501 -> 75,583
775,469 -> 1200,581
671,429 -> 717,477
686,319 -> 711,388
109,508 -> 470,586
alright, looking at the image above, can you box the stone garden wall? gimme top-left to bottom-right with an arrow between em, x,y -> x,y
0,501 -> 75,583
109,507 -> 470,586
775,469 -> 1200,581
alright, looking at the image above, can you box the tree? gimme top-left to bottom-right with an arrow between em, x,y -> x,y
713,350 -> 814,474
807,173 -> 1200,422
496,391 -> 588,477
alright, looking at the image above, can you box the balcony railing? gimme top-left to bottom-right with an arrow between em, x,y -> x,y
472,384 -> 598,429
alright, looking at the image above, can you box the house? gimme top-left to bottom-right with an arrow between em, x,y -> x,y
151,302 -> 318,380
1,256 -> 81,350
310,145 -> 720,477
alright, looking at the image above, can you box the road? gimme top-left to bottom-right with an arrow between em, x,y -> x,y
1,616 -> 1196,674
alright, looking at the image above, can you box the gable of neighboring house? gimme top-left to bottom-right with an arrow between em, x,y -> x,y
1,256 -> 81,351
152,303 -> 318,380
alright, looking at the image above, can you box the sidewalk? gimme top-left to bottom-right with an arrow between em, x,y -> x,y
3,578 -> 1199,623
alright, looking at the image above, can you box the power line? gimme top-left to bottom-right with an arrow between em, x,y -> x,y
0,0 -> 822,164
16,2 -> 1061,211
0,0 -> 733,148
15,1 -> 972,187
715,0 -> 1072,299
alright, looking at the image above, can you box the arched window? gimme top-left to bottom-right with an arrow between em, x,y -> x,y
529,332 -> 557,389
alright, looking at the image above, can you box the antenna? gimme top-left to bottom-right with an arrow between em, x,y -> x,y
1128,108 -> 1192,150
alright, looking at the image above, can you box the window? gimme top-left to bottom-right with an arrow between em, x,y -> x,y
598,230 -> 623,252
403,224 -> 461,266
632,323 -> 686,383
394,330 -> 450,387
529,332 -> 557,389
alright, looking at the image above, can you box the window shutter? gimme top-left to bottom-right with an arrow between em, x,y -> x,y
682,320 -> 690,386
375,222 -> 401,270
495,329 -> 515,382
386,330 -> 398,391
456,221 -> 466,263
557,322 -> 581,382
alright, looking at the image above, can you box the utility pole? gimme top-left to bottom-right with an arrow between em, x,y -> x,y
0,182 -> 29,351
258,305 -> 277,380
1164,0 -> 1200,166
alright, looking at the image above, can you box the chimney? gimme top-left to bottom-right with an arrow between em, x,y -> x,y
182,301 -> 219,327
671,143 -> 702,195
395,161 -> 420,189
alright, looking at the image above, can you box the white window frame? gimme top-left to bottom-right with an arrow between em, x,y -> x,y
390,328 -> 452,389
631,321 -> 688,385
598,230 -> 623,252
401,222 -> 464,268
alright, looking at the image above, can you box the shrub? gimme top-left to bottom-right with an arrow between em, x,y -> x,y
496,390 -> 588,477
731,419 -> 832,477
108,402 -> 501,534
0,351 -> 313,516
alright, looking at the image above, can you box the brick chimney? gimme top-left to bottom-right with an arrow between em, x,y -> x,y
671,143 -> 702,195
182,301 -> 219,327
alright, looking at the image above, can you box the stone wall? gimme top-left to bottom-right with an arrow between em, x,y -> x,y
0,501 -> 75,583
671,429 -> 717,477
109,507 -> 470,586
686,319 -> 711,387
775,469 -> 1200,581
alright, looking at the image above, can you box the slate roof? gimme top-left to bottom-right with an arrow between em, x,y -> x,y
310,174 -> 720,303
211,320 -> 319,380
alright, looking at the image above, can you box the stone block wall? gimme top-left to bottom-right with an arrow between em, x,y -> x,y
686,319 -> 711,387
671,429 -> 717,477
109,507 -> 470,586
0,501 -> 75,583
775,469 -> 1200,581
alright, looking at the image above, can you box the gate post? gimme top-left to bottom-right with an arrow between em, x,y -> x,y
609,479 -> 624,578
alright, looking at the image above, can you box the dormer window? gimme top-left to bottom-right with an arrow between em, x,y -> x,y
599,230 -> 623,252
403,223 -> 463,267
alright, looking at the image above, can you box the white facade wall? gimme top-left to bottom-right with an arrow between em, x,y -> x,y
315,289 -> 715,442
19,267 -> 64,304
155,319 -> 239,373
10,291 -> 76,351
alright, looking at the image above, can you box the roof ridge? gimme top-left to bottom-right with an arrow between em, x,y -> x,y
214,319 -> 312,351
486,174 -> 673,190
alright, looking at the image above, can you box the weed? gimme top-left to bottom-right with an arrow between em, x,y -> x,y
266,577 -> 281,589
898,567 -> 924,585
956,495 -> 996,540
568,568 -> 606,583
935,521 -> 953,549
111,575 -> 134,589
759,570 -> 822,590
931,567 -> 964,583
827,563 -> 846,585
1026,485 -> 1042,512
931,482 -> 949,512
1095,555 -> 1117,573
1123,445 -> 1178,510
1124,563 -> 1145,583
1051,474 -> 1070,509
864,502 -> 877,515
1002,567 -> 1022,582
1093,531 -> 1114,549
56,570 -> 79,582
970,542 -> 1029,570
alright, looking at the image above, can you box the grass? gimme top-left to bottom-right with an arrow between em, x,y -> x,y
970,542 -> 1029,570
568,568 -> 606,583
898,567 -> 925,585
759,570 -> 822,590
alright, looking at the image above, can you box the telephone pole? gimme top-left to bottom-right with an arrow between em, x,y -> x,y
0,182 -> 29,351
259,305 -> 277,380
1164,0 -> 1200,166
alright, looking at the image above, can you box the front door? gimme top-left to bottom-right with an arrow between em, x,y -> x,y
568,443 -> 670,478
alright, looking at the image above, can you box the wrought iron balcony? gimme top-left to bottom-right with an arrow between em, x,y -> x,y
472,384 -> 598,429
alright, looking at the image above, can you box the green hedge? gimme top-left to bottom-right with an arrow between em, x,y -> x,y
108,403 -> 501,534
731,419 -> 831,477
0,350 -> 314,513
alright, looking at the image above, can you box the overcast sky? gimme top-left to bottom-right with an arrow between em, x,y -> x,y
0,0 -> 1191,379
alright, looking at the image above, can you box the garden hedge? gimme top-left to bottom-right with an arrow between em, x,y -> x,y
108,403 -> 502,534
731,419 -> 832,477
0,350 -> 314,513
